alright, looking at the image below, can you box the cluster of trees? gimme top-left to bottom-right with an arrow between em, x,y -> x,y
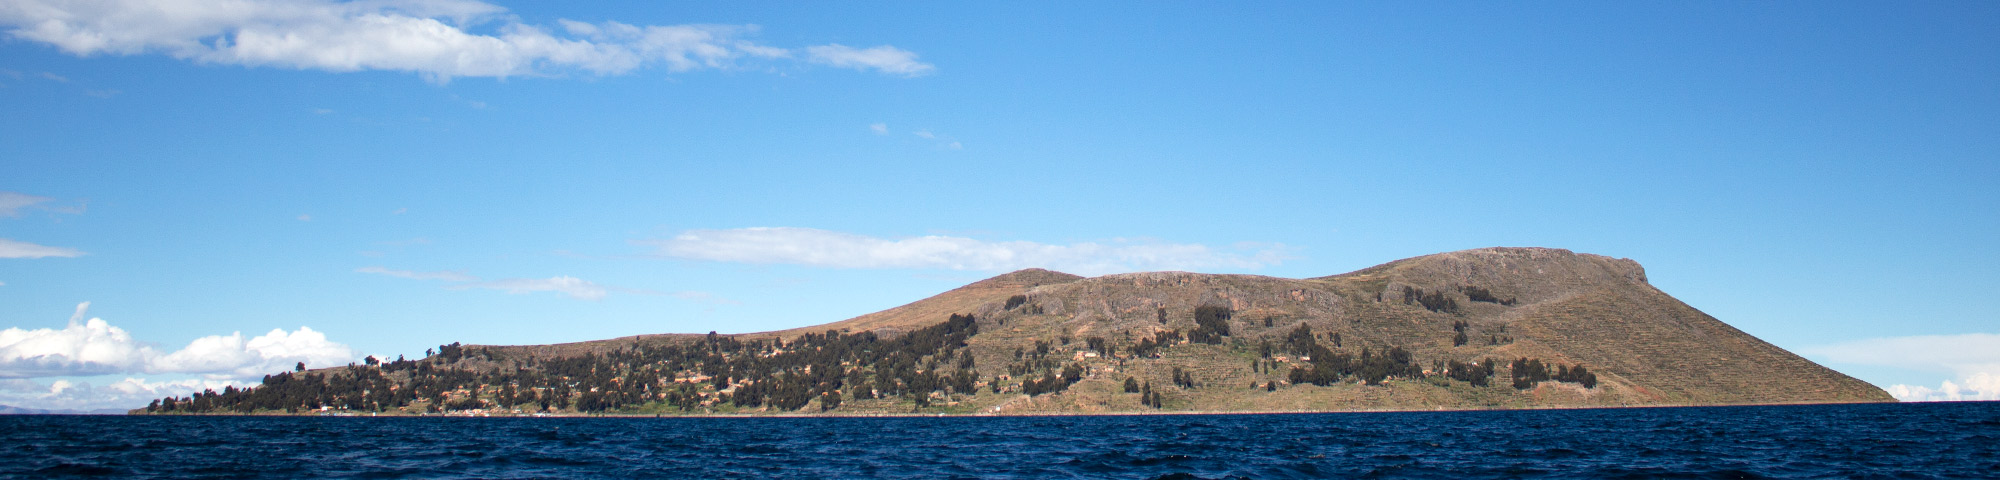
1021,363 -> 1084,395
145,313 -> 993,414
1002,295 -> 1044,314
1170,367 -> 1199,388
1509,357 -> 1598,389
1128,329 -> 1184,358
1188,305 -> 1233,344
1138,381 -> 1164,408
1276,324 -> 1422,386
1084,336 -> 1110,355
1286,345 -> 1423,386
1403,286 -> 1460,314
1442,359 -> 1497,387
1460,286 -> 1517,306
1452,320 -> 1471,347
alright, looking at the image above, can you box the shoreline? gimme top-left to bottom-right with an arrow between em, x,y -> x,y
116,399 -> 1905,418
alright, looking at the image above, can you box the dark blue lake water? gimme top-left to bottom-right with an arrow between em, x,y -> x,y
4,402 -> 1996,479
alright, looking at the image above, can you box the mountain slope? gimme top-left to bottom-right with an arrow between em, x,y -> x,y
133,247 -> 1889,415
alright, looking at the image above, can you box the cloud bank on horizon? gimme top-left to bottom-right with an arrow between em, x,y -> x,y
0,302 -> 360,410
0,0 -> 933,82
0,303 -> 358,379
1805,333 -> 2000,402
647,227 -> 1291,277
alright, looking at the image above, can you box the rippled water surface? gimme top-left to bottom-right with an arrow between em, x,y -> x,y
4,402 -> 1997,479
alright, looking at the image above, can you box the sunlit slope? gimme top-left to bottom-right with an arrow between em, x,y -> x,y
465,247 -> 1888,413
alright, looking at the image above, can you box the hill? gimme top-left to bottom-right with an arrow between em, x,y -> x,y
131,247 -> 1891,415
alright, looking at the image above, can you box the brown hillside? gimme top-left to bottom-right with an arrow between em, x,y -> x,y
472,247 -> 1889,414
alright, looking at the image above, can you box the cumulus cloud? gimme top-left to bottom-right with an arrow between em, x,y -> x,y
806,43 -> 934,76
0,302 -> 358,379
1805,333 -> 2000,402
644,227 -> 1290,276
151,326 -> 357,378
0,0 -> 929,83
0,303 -> 149,377
0,238 -> 85,259
1884,373 -> 2000,402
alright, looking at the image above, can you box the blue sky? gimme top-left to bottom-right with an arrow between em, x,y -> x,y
1,1 -> 1995,410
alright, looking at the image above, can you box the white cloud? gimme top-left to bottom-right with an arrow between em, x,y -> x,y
1805,333 -> 2000,402
1885,373 -> 2000,402
806,43 -> 934,76
358,266 -> 619,301
454,276 -> 607,300
152,326 -> 357,378
0,0 -> 928,83
0,305 -> 150,377
296,214 -> 312,221
0,302 -> 357,379
0,238 -> 83,258
355,266 -> 475,282
645,227 -> 1290,276
0,192 -> 52,216
869,122 -> 888,135
0,376 -> 263,412
913,130 -> 935,139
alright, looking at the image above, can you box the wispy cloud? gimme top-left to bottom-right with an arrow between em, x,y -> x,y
0,192 -> 51,216
869,123 -> 889,135
0,0 -> 930,83
909,129 -> 963,150
354,266 -> 476,282
806,44 -> 934,77
374,237 -> 432,247
1805,333 -> 2000,402
452,276 -> 606,300
0,238 -> 84,259
643,227 -> 1290,276
0,191 -> 87,217
356,265 -> 717,302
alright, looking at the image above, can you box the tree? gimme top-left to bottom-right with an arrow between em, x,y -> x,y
295,362 -> 306,372
1123,377 -> 1140,393
1190,305 -> 1232,344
